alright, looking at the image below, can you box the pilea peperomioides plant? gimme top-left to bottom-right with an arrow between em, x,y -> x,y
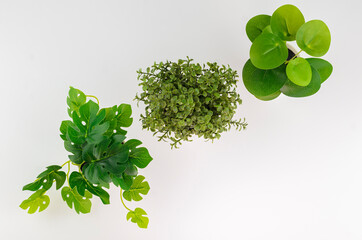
135,57 -> 247,148
20,87 -> 152,229
243,4 -> 333,100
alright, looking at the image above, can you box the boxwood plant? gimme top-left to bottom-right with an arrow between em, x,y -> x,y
20,87 -> 153,229
243,4 -> 333,100
135,57 -> 247,148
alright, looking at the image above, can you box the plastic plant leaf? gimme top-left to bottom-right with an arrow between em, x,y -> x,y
123,175 -> 150,201
67,87 -> 87,117
117,104 -> 133,128
61,186 -> 92,214
262,25 -> 273,34
242,59 -> 288,97
112,173 -> 134,191
270,4 -> 305,41
296,20 -> 331,57
124,139 -> 142,150
129,147 -> 153,169
23,165 -> 66,191
69,171 -> 110,204
306,58 -> 333,83
246,14 -> 271,42
286,57 -> 312,86
250,33 -> 288,69
126,208 -> 149,229
281,65 -> 321,97
64,141 -> 83,164
255,91 -> 281,101
20,189 -> 50,214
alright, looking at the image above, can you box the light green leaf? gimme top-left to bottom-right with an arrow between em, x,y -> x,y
245,15 -> 271,42
129,147 -> 153,169
20,189 -> 50,214
306,58 -> 333,83
126,208 -> 149,229
296,20 -> 331,57
250,33 -> 288,69
270,4 -> 305,41
67,87 -> 86,117
61,186 -> 92,214
255,91 -> 281,101
286,57 -> 312,86
23,165 -> 66,191
117,104 -> 133,128
123,175 -> 150,201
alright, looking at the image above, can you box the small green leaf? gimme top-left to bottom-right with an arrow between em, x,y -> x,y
123,175 -> 150,201
117,104 -> 133,128
245,14 -> 271,42
296,20 -> 331,57
242,59 -> 287,97
306,58 -> 333,83
255,91 -> 281,101
126,208 -> 149,229
270,4 -> 305,41
20,189 -> 50,214
67,87 -> 86,117
124,139 -> 142,150
286,57 -> 312,86
61,186 -> 92,214
129,147 -> 153,169
23,165 -> 66,191
250,33 -> 288,70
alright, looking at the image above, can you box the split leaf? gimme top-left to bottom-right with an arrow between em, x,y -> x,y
123,175 -> 150,201
20,189 -> 50,214
61,186 -> 92,214
126,208 -> 149,229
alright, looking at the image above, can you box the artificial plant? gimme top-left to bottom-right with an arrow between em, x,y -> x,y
20,87 -> 153,229
243,4 -> 333,100
135,57 -> 247,148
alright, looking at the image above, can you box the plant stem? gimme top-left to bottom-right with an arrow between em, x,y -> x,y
86,95 -> 100,105
61,160 -> 71,167
120,189 -> 132,212
66,161 -> 71,186
285,49 -> 303,64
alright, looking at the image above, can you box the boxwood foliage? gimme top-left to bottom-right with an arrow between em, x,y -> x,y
20,87 -> 152,229
135,57 -> 247,148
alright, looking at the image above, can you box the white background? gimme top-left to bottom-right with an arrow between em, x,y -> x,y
1,0 -> 362,239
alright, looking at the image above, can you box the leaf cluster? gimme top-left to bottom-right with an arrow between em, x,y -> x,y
21,87 -> 153,228
243,4 -> 333,100
135,57 -> 247,148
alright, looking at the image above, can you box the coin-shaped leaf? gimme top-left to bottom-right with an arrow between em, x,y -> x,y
271,4 -> 305,41
246,14 -> 271,42
296,20 -> 331,57
243,59 -> 287,97
286,57 -> 312,86
281,66 -> 321,97
255,91 -> 281,101
306,58 -> 333,83
250,33 -> 288,70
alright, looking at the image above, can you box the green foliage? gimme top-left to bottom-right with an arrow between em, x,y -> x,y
123,175 -> 150,201
135,57 -> 247,148
243,4 -> 332,100
126,208 -> 149,229
21,87 -> 153,228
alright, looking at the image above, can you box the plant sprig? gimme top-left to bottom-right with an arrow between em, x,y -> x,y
135,57 -> 247,148
20,87 -> 153,229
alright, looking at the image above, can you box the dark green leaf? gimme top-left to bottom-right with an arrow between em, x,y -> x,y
112,173 -> 134,190
123,175 -> 150,201
126,208 -> 149,229
67,87 -> 86,118
129,147 -> 152,169
23,165 -> 66,191
245,14 -> 271,42
124,139 -> 142,150
20,189 -> 50,214
306,58 -> 333,83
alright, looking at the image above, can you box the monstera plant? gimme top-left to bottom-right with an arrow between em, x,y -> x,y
20,87 -> 153,229
243,4 -> 333,100
135,57 -> 247,148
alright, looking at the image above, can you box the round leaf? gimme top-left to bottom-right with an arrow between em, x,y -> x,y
246,14 -> 271,42
243,59 -> 288,97
255,91 -> 281,101
286,57 -> 312,86
281,66 -> 321,97
296,20 -> 331,57
271,4 -> 305,41
306,58 -> 333,83
250,33 -> 288,69
262,25 -> 273,34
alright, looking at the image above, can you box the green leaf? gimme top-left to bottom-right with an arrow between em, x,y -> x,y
242,59 -> 287,97
67,87 -> 86,118
112,173 -> 134,190
23,165 -> 66,191
117,104 -> 133,128
296,20 -> 331,57
124,139 -> 142,150
61,186 -> 92,214
129,147 -> 153,169
64,141 -> 83,164
250,33 -> 288,69
60,120 -> 72,140
255,91 -> 281,101
20,189 -> 50,214
123,175 -> 150,201
306,58 -> 333,83
281,65 -> 321,97
286,57 -> 312,86
245,15 -> 271,42
126,208 -> 149,229
270,4 -> 305,41
69,172 -> 110,204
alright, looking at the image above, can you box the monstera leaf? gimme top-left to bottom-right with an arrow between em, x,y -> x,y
20,189 -> 50,214
126,208 -> 149,229
67,87 -> 86,117
123,175 -> 150,201
23,165 -> 66,191
102,104 -> 133,136
61,186 -> 92,214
